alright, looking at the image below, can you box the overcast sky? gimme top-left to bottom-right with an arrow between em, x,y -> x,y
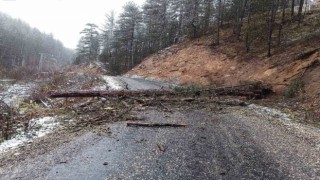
0,0 -> 145,49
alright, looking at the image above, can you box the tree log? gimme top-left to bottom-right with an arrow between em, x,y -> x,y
49,89 -> 174,98
127,122 -> 188,127
48,83 -> 272,99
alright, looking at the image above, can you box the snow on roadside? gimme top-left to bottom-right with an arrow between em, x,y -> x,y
126,75 -> 144,79
101,76 -> 124,90
0,116 -> 60,153
127,74 -> 163,82
248,104 -> 292,121
0,83 -> 35,107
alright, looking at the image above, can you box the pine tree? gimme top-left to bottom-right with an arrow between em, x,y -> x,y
75,23 -> 100,64
117,1 -> 143,69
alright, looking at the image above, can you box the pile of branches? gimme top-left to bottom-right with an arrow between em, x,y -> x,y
211,83 -> 273,99
63,98 -> 139,132
45,82 -> 272,130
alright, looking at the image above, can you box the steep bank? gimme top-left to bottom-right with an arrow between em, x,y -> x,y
127,33 -> 320,120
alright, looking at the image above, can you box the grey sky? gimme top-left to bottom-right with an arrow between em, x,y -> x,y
0,0 -> 145,49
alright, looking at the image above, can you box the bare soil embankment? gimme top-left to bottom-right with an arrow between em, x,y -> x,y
127,33 -> 320,124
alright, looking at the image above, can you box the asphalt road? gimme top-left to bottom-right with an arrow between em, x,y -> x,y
0,77 -> 320,179
1,108 -> 320,179
117,76 -> 172,90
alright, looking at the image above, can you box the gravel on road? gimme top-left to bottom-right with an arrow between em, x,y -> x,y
1,106 -> 319,180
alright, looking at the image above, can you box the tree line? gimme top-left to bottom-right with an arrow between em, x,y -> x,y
75,0 -> 317,74
0,12 -> 73,73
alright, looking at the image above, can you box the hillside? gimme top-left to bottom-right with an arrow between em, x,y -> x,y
0,12 -> 73,78
127,26 -> 320,120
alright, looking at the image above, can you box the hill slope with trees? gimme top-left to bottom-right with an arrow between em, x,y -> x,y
126,0 -> 320,119
0,12 -> 73,77
75,0 -> 318,75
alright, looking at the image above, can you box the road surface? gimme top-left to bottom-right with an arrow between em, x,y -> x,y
0,77 -> 319,179
117,76 -> 172,90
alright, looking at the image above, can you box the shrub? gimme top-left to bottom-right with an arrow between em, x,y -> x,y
173,84 -> 204,96
285,78 -> 305,98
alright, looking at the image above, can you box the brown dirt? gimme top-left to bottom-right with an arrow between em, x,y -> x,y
127,31 -> 320,120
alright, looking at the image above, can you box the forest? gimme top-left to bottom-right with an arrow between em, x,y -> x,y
0,0 -> 317,76
0,12 -> 73,76
75,0 -> 318,74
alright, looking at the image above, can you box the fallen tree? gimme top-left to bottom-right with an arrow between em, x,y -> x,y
213,85 -> 272,99
49,89 -> 174,98
48,83 -> 272,99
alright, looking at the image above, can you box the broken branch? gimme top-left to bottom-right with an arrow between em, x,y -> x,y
126,122 -> 188,127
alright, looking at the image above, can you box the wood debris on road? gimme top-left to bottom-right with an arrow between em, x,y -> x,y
157,144 -> 166,152
126,122 -> 188,127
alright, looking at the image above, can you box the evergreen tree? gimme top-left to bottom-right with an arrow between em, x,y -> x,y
75,23 -> 100,64
116,1 -> 143,70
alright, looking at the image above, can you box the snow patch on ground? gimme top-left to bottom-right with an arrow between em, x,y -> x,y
0,116 -> 59,153
101,76 -> 124,90
0,82 -> 35,107
92,82 -> 108,90
248,104 -> 292,121
126,75 -> 144,79
127,74 -> 164,82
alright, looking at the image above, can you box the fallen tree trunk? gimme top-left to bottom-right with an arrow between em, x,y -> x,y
49,89 -> 174,98
139,98 -> 247,106
48,83 -> 272,99
212,83 -> 272,99
127,122 -> 188,127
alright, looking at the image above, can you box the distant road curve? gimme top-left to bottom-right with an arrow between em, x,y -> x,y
116,76 -> 172,90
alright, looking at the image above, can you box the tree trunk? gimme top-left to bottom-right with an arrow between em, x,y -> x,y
267,0 -> 278,57
298,0 -> 305,24
278,0 -> 288,46
217,0 -> 222,45
234,0 -> 241,39
130,24 -> 135,70
220,0 -> 225,27
237,0 -> 248,40
291,0 -> 295,17
245,0 -> 252,53
49,89 -> 174,98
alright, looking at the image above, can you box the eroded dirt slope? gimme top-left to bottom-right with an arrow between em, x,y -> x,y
127,34 -> 320,115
